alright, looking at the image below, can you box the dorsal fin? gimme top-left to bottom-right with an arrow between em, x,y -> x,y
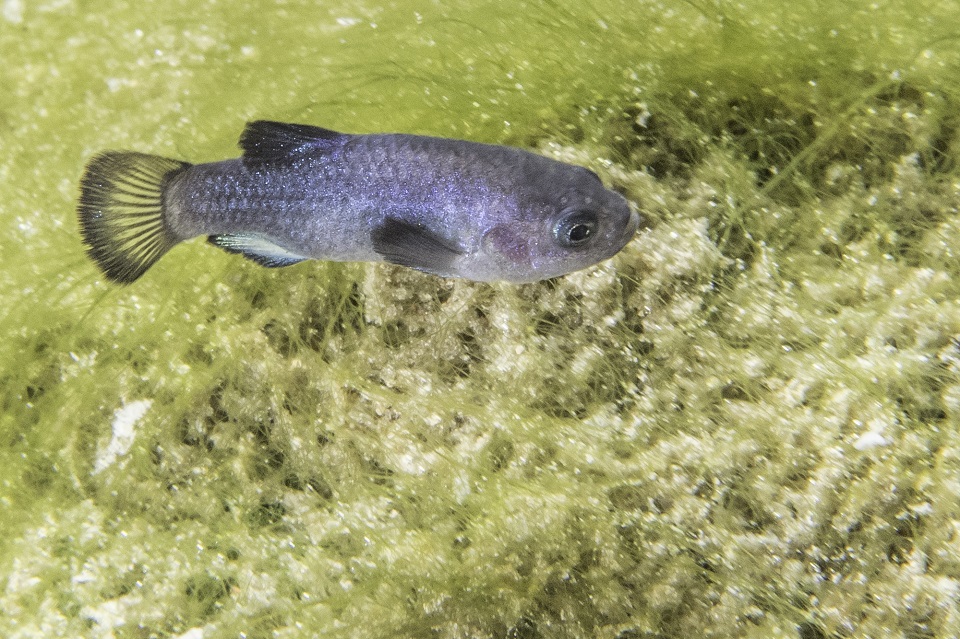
239,120 -> 347,161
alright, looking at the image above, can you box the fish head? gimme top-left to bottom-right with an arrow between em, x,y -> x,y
477,163 -> 640,282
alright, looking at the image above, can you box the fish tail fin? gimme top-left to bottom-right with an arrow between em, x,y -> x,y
78,151 -> 191,284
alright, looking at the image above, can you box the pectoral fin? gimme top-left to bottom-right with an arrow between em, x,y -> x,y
208,233 -> 307,268
371,218 -> 464,277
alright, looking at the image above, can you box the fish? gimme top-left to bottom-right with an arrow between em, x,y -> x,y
77,120 -> 640,284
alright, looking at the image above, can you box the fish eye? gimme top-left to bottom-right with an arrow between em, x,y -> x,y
554,210 -> 598,248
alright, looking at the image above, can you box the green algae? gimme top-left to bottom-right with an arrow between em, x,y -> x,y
3,0 -> 960,637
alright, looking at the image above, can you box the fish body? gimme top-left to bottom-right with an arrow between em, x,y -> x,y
78,120 -> 639,284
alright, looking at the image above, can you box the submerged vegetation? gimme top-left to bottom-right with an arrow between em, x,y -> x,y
2,0 -> 960,637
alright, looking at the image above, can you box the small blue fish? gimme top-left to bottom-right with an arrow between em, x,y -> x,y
78,120 -> 639,283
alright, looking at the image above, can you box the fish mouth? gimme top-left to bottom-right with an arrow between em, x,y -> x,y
621,208 -> 641,245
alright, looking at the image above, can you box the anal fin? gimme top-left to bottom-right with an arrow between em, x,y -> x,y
208,233 -> 307,268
